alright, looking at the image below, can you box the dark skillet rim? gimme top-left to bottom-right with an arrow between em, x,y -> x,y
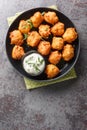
5,7 -> 80,82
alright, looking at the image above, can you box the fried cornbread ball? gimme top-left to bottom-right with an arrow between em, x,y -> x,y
51,22 -> 64,36
45,64 -> 60,78
44,11 -> 58,25
30,12 -> 44,28
38,41 -> 51,55
62,44 -> 74,61
12,45 -> 25,60
48,51 -> 62,65
52,37 -> 64,50
27,31 -> 41,47
62,28 -> 77,43
9,30 -> 24,45
18,20 -> 31,34
39,24 -> 51,38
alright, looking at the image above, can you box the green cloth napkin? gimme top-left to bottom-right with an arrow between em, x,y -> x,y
7,5 -> 77,89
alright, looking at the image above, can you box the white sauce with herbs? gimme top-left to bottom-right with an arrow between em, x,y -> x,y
23,53 -> 45,76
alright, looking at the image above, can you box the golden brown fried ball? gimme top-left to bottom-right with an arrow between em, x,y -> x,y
39,24 -> 51,38
18,20 -> 31,34
62,28 -> 77,43
27,31 -> 41,47
44,11 -> 58,25
52,37 -> 64,50
30,12 -> 44,28
48,51 -> 62,65
45,64 -> 60,78
9,30 -> 24,45
51,22 -> 64,36
38,41 -> 51,55
12,45 -> 25,60
62,44 -> 74,61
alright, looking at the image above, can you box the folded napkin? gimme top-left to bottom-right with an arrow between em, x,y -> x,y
7,5 -> 77,89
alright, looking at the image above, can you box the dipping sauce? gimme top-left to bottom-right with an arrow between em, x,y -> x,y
23,53 -> 45,76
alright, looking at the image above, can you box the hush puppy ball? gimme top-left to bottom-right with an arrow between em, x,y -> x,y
52,37 -> 64,50
38,41 -> 51,55
27,31 -> 41,47
51,22 -> 64,36
48,51 -> 62,65
18,20 -> 31,34
9,30 -> 24,45
12,45 -> 25,60
30,12 -> 44,28
45,64 -> 60,78
62,28 -> 77,43
39,24 -> 51,38
44,11 -> 58,25
62,44 -> 74,61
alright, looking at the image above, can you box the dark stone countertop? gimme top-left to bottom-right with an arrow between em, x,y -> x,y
0,0 -> 87,130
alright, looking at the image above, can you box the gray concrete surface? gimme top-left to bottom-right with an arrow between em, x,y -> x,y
0,0 -> 87,130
